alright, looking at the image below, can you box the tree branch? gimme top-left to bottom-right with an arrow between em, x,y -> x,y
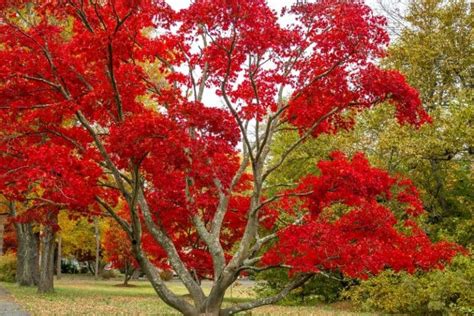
106,43 -> 124,121
135,188 -> 207,306
95,196 -> 131,236
263,107 -> 340,181
221,273 -> 314,315
75,110 -> 129,199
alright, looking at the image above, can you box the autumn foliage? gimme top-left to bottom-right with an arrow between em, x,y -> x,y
0,0 -> 462,314
263,152 -> 462,279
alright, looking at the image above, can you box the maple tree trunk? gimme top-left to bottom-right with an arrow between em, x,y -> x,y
14,222 -> 39,286
87,261 -> 96,276
123,263 -> 134,286
0,225 -> 3,257
38,223 -> 56,294
56,236 -> 62,280
131,242 -> 198,316
0,215 -> 7,256
94,217 -> 100,280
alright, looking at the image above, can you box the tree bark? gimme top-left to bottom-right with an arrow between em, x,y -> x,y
123,262 -> 134,286
0,214 -> 7,256
38,222 -> 56,294
94,217 -> 100,280
131,241 -> 197,316
56,236 -> 62,280
14,222 -> 39,286
220,274 -> 314,316
131,268 -> 141,280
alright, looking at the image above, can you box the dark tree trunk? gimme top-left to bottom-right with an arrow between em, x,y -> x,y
14,222 -> 39,286
87,261 -> 95,275
429,159 -> 450,216
123,270 -> 130,286
38,223 -> 56,293
0,214 -> 7,256
56,236 -> 62,280
94,217 -> 100,280
123,262 -> 135,286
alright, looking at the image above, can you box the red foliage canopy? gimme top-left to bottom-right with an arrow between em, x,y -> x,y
263,152 -> 462,279
0,0 -> 461,313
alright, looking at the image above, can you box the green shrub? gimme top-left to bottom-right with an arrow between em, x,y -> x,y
344,255 -> 474,315
255,268 -> 346,305
0,252 -> 17,282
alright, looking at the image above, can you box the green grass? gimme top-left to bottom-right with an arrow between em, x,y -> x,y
2,276 -> 180,315
1,275 -> 369,315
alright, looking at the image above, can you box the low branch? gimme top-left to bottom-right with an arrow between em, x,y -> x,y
222,273 -> 314,315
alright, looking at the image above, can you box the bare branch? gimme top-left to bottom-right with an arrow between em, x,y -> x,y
20,75 -> 61,90
222,273 -> 314,315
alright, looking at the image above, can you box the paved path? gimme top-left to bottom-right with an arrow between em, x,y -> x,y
0,287 -> 29,316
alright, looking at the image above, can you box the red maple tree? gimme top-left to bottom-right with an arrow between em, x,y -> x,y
0,1 -> 461,315
102,218 -> 139,286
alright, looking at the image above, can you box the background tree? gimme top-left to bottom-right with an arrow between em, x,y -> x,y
380,0 -> 473,244
102,219 -> 138,286
58,211 -> 107,275
0,1 -> 464,315
0,196 -> 39,286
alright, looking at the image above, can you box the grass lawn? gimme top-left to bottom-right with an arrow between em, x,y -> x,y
1,275 -> 369,315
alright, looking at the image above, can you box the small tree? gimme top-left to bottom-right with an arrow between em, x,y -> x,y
0,1 -> 463,315
102,219 -> 138,286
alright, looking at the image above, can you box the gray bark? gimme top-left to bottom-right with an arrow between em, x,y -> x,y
14,222 -> 39,286
0,214 -> 6,256
132,242 -> 197,316
221,274 -> 313,315
38,222 -> 56,293
56,236 -> 62,280
123,261 -> 134,286
94,217 -> 100,279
